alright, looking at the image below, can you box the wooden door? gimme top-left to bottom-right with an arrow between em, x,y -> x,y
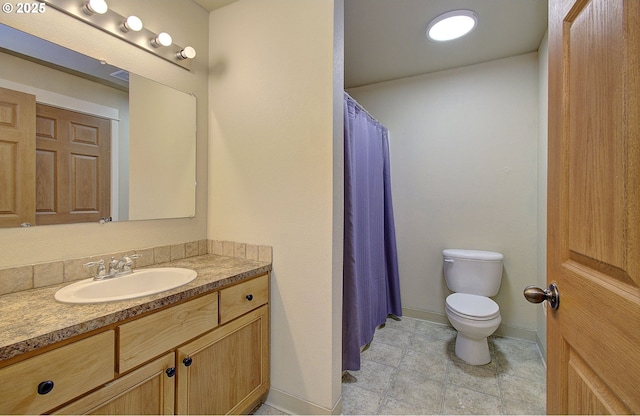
35,104 -> 110,225
176,306 -> 269,415
547,0 -> 640,413
0,87 -> 35,227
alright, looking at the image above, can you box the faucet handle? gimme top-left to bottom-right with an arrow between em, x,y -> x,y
125,253 -> 141,266
83,259 -> 106,278
119,253 -> 141,261
83,259 -> 104,269
119,253 -> 141,272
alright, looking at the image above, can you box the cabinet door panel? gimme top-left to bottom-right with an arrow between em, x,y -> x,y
55,352 -> 175,415
177,305 -> 269,415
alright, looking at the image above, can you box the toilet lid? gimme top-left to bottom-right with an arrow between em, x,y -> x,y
446,293 -> 500,320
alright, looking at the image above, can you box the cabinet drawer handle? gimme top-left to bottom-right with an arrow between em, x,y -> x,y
37,380 -> 54,395
183,357 -> 193,367
246,294 -> 254,301
166,367 -> 176,377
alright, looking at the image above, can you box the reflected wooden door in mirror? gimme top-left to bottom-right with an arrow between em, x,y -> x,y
35,104 -> 111,225
0,87 -> 36,228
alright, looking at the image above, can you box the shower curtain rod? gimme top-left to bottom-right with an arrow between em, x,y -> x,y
344,91 -> 383,125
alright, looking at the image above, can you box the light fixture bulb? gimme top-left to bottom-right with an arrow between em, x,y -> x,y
427,10 -> 478,42
84,0 -> 108,15
177,46 -> 196,60
122,15 -> 143,32
151,32 -> 173,47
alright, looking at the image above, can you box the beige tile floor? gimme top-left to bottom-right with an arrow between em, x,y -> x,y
341,316 -> 546,415
252,403 -> 287,415
255,316 -> 546,415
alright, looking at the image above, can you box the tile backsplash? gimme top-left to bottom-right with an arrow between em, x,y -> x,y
0,239 -> 272,296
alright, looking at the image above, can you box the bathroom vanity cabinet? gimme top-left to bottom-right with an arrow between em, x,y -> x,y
0,273 -> 270,415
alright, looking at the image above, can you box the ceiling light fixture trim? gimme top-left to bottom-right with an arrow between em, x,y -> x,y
427,9 -> 478,42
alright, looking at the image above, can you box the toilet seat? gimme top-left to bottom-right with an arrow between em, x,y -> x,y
446,293 -> 500,321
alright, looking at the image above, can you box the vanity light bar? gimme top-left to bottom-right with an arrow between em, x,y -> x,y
38,0 -> 195,70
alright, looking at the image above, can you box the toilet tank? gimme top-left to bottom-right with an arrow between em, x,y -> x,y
442,249 -> 504,297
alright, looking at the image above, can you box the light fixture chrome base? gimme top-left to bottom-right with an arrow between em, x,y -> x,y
39,0 -> 192,70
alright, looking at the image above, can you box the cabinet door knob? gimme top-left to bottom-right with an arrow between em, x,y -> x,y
183,357 -> 193,367
37,380 -> 54,395
166,367 -> 176,377
246,294 -> 254,301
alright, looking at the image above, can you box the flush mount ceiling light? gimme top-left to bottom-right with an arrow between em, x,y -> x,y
427,10 -> 478,42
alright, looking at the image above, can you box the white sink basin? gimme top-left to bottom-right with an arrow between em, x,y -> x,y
55,268 -> 197,304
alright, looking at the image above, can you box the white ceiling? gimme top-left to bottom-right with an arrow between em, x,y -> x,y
194,0 -> 548,89
193,0 -> 238,11
344,0 -> 548,88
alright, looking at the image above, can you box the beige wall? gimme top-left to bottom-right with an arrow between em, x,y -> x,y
0,0 -> 209,268
208,0 -> 342,413
128,73 -> 197,220
349,53 -> 540,338
537,32 -> 549,358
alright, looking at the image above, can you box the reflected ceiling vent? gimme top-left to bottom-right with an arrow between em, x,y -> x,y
110,69 -> 130,82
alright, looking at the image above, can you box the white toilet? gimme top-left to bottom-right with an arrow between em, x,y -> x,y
442,248 -> 503,365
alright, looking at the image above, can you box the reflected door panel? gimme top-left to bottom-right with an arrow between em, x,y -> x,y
0,87 -> 35,227
35,104 -> 110,225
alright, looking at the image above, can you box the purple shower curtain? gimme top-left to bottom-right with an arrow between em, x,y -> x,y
343,92 -> 402,371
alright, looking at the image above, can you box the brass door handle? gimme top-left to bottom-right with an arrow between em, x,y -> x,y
524,283 -> 560,310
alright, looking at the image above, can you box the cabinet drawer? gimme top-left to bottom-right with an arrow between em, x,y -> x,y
219,274 -> 269,324
0,330 -> 115,415
118,292 -> 218,373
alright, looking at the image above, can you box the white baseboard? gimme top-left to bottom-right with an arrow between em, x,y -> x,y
536,333 -> 547,365
402,307 -> 538,342
265,387 -> 342,415
401,307 -> 450,325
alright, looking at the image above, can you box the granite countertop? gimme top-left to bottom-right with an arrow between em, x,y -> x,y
0,254 -> 271,362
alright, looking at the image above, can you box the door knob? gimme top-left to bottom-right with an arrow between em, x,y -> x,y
524,283 -> 560,310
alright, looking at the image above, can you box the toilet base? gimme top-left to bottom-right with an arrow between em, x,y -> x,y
454,332 -> 491,365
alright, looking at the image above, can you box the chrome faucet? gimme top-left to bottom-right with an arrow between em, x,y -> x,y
109,254 -> 141,277
84,254 -> 141,280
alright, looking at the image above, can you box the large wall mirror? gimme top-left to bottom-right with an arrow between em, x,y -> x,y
0,23 -> 196,228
